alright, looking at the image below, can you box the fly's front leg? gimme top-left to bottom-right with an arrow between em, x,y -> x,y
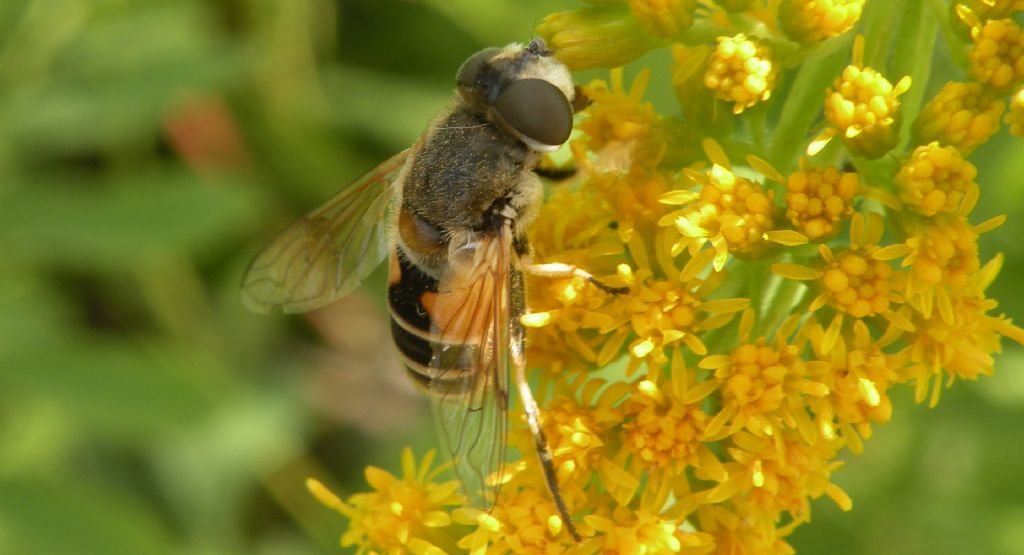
519,257 -> 630,295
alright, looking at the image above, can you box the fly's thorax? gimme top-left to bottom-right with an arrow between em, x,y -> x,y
403,108 -> 536,232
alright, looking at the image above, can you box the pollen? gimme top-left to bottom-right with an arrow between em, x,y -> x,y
703,34 -> 778,114
969,18 -> 1024,91
895,142 -> 979,217
778,0 -> 865,44
913,81 -> 1006,155
784,160 -> 860,240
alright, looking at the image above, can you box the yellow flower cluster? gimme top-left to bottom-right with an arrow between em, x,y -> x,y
911,81 -> 1005,154
895,142 -> 979,217
703,34 -> 778,114
784,160 -> 859,240
819,37 -> 911,159
311,2 -> 1024,554
969,18 -> 1024,90
779,0 -> 865,44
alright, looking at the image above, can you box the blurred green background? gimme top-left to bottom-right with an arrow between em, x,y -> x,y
0,1 -> 1021,554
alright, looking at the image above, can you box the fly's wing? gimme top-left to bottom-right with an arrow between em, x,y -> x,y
240,150 -> 409,314
426,225 -> 513,507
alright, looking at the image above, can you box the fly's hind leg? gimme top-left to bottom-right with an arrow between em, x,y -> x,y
519,259 -> 630,295
509,301 -> 582,542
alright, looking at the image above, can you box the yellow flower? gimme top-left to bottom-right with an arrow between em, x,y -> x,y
773,212 -> 911,323
628,0 -> 697,37
901,213 -> 988,320
817,36 -> 911,159
578,69 -> 666,170
536,376 -> 629,479
969,18 -> 1024,90
455,488 -> 578,554
660,139 -> 777,270
308,449 -> 465,555
783,159 -> 860,240
895,142 -> 979,217
911,81 -> 1005,154
537,7 -> 665,70
896,292 -> 1024,406
951,0 -> 1024,39
803,318 -> 900,452
778,0 -> 865,44
689,311 -> 830,439
1005,87 -> 1024,135
621,377 -> 714,476
584,504 -> 713,554
703,34 -> 778,114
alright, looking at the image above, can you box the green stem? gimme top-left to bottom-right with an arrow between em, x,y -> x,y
767,33 -> 853,173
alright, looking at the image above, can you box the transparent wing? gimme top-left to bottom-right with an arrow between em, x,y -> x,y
427,225 -> 513,507
240,150 -> 409,314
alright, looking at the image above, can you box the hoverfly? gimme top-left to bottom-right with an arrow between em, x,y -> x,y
241,38 -> 625,541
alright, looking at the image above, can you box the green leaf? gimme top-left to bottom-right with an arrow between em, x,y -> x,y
0,338 -> 214,439
0,478 -> 172,555
891,0 -> 939,154
0,170 -> 262,272
860,0 -> 902,72
0,1 -> 245,154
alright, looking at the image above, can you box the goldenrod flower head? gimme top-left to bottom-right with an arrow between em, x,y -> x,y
774,212 -> 909,322
969,18 -> 1024,90
895,142 -> 979,217
1005,87 -> 1024,135
703,34 -> 778,114
778,0 -> 865,44
911,81 -> 1006,154
578,69 -> 666,169
540,378 -> 628,476
628,0 -> 697,38
901,214 -> 988,319
784,159 -> 860,240
821,38 -> 911,159
622,378 -> 710,474
456,488 -> 578,553
693,315 -> 830,439
309,449 -> 465,554
713,430 -> 850,518
951,0 -> 1024,39
537,7 -> 665,70
897,293 -> 1024,406
585,505 -> 712,554
661,140 -> 776,270
804,319 -> 898,449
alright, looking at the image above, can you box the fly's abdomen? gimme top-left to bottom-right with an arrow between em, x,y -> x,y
387,248 -> 476,393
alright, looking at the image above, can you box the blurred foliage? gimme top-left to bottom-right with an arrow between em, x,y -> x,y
0,1 -> 1020,554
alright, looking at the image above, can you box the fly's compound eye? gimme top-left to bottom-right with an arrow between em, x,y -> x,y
456,47 -> 501,89
491,78 -> 572,149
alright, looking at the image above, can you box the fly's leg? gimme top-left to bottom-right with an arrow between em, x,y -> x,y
509,311 -> 582,542
519,260 -> 630,295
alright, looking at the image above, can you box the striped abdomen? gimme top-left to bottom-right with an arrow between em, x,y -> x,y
387,248 -> 478,393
